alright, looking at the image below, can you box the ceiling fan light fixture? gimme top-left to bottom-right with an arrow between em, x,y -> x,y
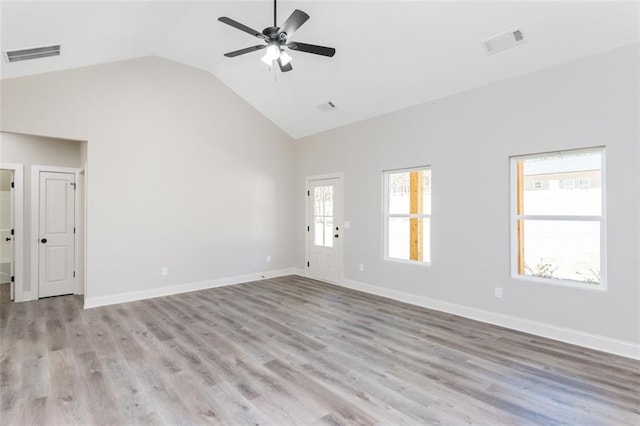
261,44 -> 280,65
279,50 -> 293,66
219,0 -> 335,73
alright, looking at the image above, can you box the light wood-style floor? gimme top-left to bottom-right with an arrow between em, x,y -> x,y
1,276 -> 639,425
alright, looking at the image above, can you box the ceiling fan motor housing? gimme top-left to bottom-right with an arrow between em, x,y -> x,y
263,27 -> 279,39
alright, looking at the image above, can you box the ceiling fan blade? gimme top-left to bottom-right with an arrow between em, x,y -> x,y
218,17 -> 267,40
287,42 -> 336,57
277,9 -> 309,37
278,58 -> 293,72
223,45 -> 266,58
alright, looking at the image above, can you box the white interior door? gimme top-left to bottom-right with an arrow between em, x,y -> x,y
307,177 -> 342,283
39,171 -> 76,298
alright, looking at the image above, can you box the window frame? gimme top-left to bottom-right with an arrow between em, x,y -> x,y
383,165 -> 432,265
509,147 -> 607,290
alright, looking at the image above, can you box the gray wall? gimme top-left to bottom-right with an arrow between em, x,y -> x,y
0,132 -> 83,293
294,44 -> 640,344
1,45 -> 637,348
1,57 -> 296,299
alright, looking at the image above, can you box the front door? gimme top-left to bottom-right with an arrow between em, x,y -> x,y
307,177 -> 342,283
38,172 -> 76,298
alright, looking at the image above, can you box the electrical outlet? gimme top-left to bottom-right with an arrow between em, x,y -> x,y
266,255 -> 271,263
359,264 -> 364,272
494,287 -> 503,298
161,267 -> 168,276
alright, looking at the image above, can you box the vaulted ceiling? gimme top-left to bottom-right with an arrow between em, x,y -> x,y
2,1 -> 638,138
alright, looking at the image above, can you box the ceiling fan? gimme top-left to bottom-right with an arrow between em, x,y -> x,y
218,0 -> 336,72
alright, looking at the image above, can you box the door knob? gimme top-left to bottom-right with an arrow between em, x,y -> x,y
4,237 -> 10,242
40,238 -> 47,243
334,234 -> 339,238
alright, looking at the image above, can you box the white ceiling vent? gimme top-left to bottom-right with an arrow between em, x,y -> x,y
316,101 -> 337,113
481,28 -> 525,55
4,44 -> 61,63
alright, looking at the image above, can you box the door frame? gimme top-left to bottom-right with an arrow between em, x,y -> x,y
31,165 -> 84,298
0,163 -> 25,301
304,173 -> 344,284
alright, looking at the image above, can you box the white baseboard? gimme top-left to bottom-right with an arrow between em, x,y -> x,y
16,289 -> 37,302
334,277 -> 640,360
83,268 -> 295,309
293,267 -> 307,277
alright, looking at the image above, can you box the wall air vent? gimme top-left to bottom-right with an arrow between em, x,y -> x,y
4,44 -> 61,63
481,28 -> 525,55
316,101 -> 337,113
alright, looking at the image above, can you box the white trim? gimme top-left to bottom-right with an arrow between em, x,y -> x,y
511,146 -> 605,160
305,172 -> 345,181
0,164 -> 27,301
304,173 -> 344,285
384,257 -> 432,267
512,274 -> 606,291
82,161 -> 88,297
31,165 -> 84,299
84,268 -> 296,309
516,214 -> 601,221
75,166 -> 86,295
335,277 -> 639,360
387,213 -> 432,219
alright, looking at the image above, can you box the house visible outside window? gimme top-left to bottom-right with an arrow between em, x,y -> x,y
384,167 -> 431,263
579,178 -> 590,190
532,181 -> 543,190
511,148 -> 605,287
563,179 -> 575,190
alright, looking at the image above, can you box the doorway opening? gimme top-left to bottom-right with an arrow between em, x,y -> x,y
1,131 -> 86,302
0,164 -> 24,302
0,169 -> 15,299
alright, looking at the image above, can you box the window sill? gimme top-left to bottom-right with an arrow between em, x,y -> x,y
384,257 -> 431,267
512,274 -> 607,291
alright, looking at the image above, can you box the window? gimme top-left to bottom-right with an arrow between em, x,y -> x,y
512,148 -> 604,286
532,181 -> 543,190
313,185 -> 333,247
384,167 -> 431,263
563,179 -> 575,190
579,178 -> 590,190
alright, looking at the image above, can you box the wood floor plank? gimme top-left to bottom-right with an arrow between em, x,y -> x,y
1,276 -> 639,425
99,350 -> 162,425
48,348 -> 92,425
